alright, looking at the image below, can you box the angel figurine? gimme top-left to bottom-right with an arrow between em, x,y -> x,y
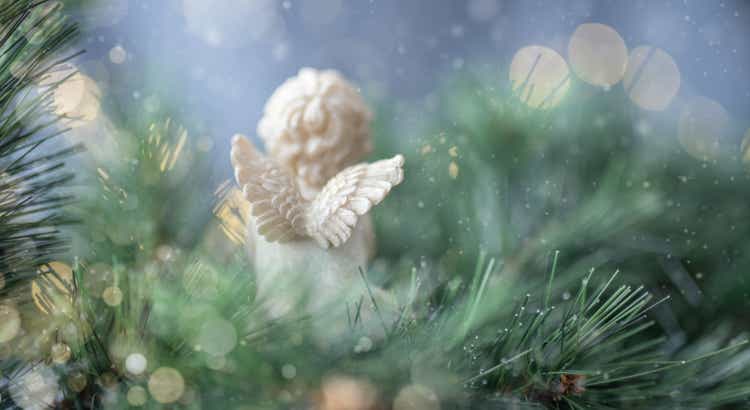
230,68 -> 404,339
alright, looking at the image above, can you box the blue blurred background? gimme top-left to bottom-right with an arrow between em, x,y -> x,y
66,0 -> 750,175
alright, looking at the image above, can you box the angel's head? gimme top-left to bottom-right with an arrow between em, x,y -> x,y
257,68 -> 373,198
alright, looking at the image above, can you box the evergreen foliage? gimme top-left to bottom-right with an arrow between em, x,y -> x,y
2,3 -> 750,410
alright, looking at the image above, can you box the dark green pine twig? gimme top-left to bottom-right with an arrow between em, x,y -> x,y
0,0 -> 79,406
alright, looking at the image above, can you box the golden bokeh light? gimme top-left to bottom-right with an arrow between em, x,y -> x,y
51,342 -> 72,364
127,385 -> 148,406
509,45 -> 570,109
678,96 -> 729,161
568,23 -> 628,87
0,304 -> 21,343
393,384 -> 441,410
448,162 -> 459,179
102,286 -> 123,307
320,375 -> 378,410
31,261 -> 74,315
53,72 -> 102,128
623,46 -> 681,111
148,367 -> 185,404
67,372 -> 88,393
147,120 -> 189,173
213,183 -> 251,245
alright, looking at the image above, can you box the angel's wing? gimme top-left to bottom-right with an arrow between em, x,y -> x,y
230,135 -> 307,242
305,155 -> 405,248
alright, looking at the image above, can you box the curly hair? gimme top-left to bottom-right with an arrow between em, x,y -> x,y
257,68 -> 373,199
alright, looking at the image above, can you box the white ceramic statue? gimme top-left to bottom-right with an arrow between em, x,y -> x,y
230,68 -> 404,340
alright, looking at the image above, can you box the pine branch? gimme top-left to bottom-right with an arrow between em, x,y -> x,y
0,0 -> 78,295
0,1 -> 78,407
448,258 -> 750,409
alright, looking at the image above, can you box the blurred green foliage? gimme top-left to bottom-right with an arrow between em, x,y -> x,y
373,71 -> 750,341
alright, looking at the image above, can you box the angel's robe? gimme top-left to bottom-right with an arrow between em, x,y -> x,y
247,214 -> 396,345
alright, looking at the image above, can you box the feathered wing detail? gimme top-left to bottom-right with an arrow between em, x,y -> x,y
231,134 -> 405,248
305,155 -> 405,248
230,135 -> 308,242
